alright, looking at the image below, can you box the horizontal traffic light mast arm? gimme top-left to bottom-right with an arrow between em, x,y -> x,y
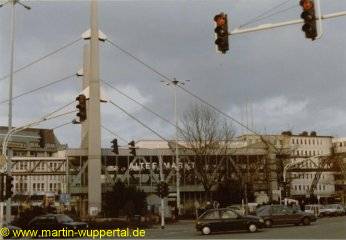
230,10 -> 346,35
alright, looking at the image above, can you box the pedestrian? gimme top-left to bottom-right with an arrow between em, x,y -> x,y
300,200 -> 305,211
205,201 -> 213,210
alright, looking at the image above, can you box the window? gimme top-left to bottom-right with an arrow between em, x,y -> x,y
272,205 -> 285,215
308,139 -> 311,145
323,185 -> 326,190
305,139 -> 307,144
221,210 -> 238,219
299,185 -> 301,190
202,210 -> 220,220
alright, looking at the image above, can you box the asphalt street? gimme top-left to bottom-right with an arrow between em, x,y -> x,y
145,216 -> 346,239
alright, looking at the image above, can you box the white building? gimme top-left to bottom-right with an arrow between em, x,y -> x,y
0,127 -> 67,199
285,131 -> 335,197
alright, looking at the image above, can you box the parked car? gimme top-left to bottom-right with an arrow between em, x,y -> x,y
304,204 -> 322,217
256,205 -> 317,227
27,214 -> 88,231
195,208 -> 264,235
226,205 -> 246,215
319,204 -> 345,217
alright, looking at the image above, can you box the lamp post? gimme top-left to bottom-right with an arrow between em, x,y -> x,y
162,78 -> 189,216
0,0 -> 31,225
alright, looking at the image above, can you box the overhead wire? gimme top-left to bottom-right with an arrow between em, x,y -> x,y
109,100 -> 170,143
0,73 -> 76,105
238,0 -> 294,28
0,37 -> 82,82
106,39 -> 172,82
101,125 -> 128,144
52,120 -> 73,130
101,79 -> 186,134
105,37 -> 280,152
105,38 -> 259,135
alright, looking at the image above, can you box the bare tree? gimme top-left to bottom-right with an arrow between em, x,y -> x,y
178,104 -> 236,197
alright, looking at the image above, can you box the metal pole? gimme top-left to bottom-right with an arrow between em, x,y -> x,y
230,11 -> 346,36
87,0 -> 102,216
6,0 -> 16,224
174,82 -> 181,216
159,156 -> 165,229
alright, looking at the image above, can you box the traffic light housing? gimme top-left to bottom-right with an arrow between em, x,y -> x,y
129,140 -> 136,156
111,138 -> 119,155
300,0 -> 317,40
156,181 -> 169,198
76,94 -> 87,123
214,12 -> 229,54
5,175 -> 14,200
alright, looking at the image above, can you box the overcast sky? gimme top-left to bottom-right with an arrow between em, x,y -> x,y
1,0 -> 346,148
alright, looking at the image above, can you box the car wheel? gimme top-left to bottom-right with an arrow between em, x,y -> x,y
201,226 -> 211,235
302,217 -> 311,226
264,219 -> 273,227
248,224 -> 257,233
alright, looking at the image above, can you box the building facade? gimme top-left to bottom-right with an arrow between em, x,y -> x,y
284,131 -> 335,198
0,127 -> 67,198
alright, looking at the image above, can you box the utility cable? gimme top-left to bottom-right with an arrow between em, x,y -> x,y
239,0 -> 293,28
105,37 -> 279,151
109,100 -> 169,143
0,37 -> 82,82
102,79 -> 187,134
105,38 -> 257,135
240,4 -> 299,28
52,120 -> 73,130
106,39 -> 172,82
0,73 -> 76,105
101,125 -> 128,144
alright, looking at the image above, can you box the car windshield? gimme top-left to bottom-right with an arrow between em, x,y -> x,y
201,210 -> 220,220
56,215 -> 74,223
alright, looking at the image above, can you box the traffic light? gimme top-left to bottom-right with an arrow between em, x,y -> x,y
129,140 -> 136,156
214,12 -> 229,54
111,138 -> 119,155
76,94 -> 87,123
5,175 -> 14,200
156,181 -> 169,198
300,0 -> 317,40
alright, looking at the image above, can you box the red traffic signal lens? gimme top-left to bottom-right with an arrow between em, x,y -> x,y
214,14 -> 226,27
302,0 -> 313,10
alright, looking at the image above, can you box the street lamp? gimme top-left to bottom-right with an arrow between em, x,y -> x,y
161,78 -> 190,216
0,0 -> 31,225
